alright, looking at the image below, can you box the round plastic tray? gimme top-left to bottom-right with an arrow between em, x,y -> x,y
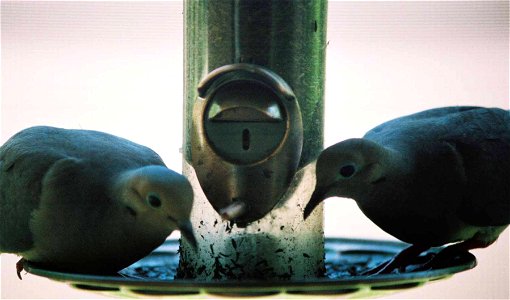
24,238 -> 476,298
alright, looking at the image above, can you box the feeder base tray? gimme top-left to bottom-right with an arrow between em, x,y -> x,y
24,238 -> 476,298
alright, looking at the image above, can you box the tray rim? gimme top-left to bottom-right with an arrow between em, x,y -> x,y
23,237 -> 477,294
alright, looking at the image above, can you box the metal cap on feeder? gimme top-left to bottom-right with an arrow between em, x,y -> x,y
191,63 -> 303,225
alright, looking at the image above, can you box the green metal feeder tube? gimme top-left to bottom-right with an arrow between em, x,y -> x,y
180,0 -> 327,280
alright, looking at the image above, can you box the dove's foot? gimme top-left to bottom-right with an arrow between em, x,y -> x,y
412,244 -> 471,272
16,258 -> 26,280
360,245 -> 430,276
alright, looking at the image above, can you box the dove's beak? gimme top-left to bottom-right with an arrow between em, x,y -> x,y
303,187 -> 328,220
178,221 -> 197,250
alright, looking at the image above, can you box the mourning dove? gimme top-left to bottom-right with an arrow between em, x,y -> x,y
304,106 -> 509,274
0,126 -> 196,279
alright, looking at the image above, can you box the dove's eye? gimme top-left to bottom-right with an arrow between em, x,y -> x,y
147,194 -> 162,208
339,164 -> 356,178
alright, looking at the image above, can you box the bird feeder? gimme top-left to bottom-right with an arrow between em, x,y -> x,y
22,0 -> 478,297
179,0 -> 326,279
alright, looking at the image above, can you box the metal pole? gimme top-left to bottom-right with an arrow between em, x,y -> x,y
180,0 -> 327,280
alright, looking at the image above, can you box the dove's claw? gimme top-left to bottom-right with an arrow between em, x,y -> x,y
360,260 -> 391,276
360,245 -> 430,276
16,258 -> 25,280
412,245 -> 469,272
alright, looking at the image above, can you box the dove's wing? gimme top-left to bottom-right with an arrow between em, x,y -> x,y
449,109 -> 510,226
27,156 -> 117,264
0,139 -> 64,253
365,106 -> 482,138
365,107 -> 510,227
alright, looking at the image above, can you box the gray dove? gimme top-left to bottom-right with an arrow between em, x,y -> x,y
304,106 -> 509,274
0,126 -> 197,279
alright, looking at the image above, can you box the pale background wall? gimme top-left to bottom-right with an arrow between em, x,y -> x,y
1,1 -> 508,299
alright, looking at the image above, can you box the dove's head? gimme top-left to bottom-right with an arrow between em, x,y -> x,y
304,138 -> 386,219
118,165 -> 197,248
